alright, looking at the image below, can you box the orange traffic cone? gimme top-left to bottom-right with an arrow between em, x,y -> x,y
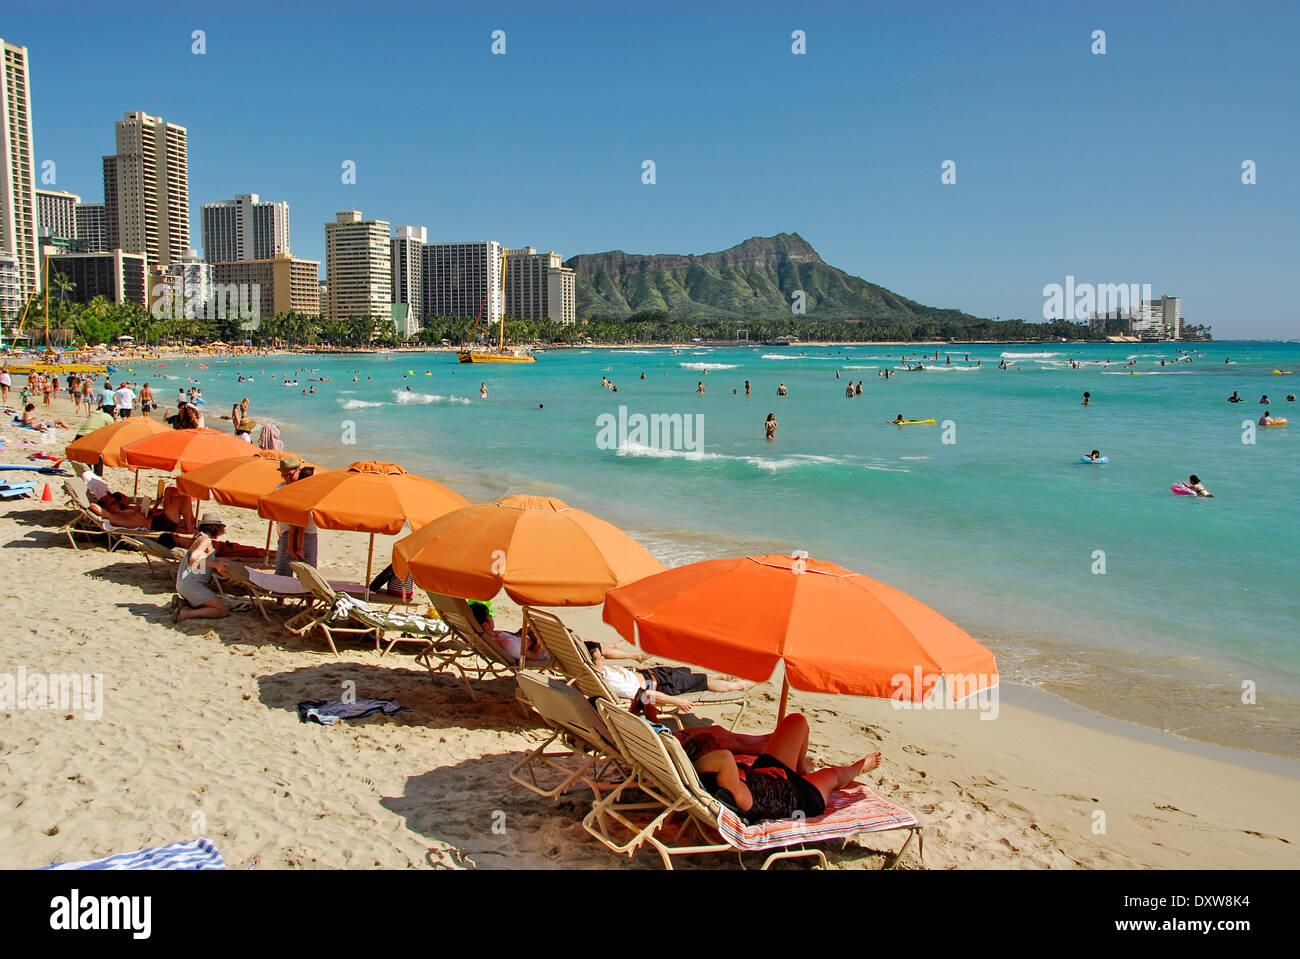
41,483 -> 52,502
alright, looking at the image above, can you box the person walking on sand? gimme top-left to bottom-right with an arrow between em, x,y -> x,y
765,413 -> 779,439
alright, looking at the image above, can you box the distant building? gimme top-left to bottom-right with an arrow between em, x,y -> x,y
391,225 -> 425,334
505,246 -> 575,325
421,241 -> 502,326
103,111 -> 189,268
1132,296 -> 1181,340
75,202 -> 108,252
0,39 -> 40,301
148,249 -> 215,319
36,189 -> 78,240
0,252 -> 22,318
212,254 -> 321,320
324,211 -> 391,321
46,250 -> 148,306
201,193 -> 290,263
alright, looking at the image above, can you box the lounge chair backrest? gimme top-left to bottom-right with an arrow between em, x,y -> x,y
64,476 -> 90,508
524,607 -> 614,701
597,701 -> 721,819
425,592 -> 482,644
424,591 -> 528,668
290,561 -> 340,605
516,672 -> 617,754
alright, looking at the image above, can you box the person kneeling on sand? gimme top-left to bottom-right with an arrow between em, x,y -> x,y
673,712 -> 880,824
175,512 -> 233,622
584,642 -> 752,713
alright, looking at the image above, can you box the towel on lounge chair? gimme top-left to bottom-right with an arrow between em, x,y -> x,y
716,784 -> 920,852
42,837 -> 227,870
296,699 -> 410,725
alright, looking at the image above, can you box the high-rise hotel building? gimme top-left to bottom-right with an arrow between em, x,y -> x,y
391,225 -> 425,327
201,193 -> 290,263
75,202 -> 108,252
324,211 -> 391,321
36,189 -> 78,240
421,241 -> 502,326
103,111 -> 189,268
505,246 -> 575,325
0,39 -> 40,303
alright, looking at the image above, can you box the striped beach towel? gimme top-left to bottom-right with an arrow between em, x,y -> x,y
41,837 -> 227,870
716,785 -> 918,852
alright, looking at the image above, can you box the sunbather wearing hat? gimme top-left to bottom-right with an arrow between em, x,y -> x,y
676,713 -> 880,824
175,511 -> 233,622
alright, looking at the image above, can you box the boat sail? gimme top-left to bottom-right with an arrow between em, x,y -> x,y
456,250 -> 536,364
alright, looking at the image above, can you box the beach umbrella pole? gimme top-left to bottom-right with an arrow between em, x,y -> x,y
778,674 -> 790,723
264,520 -> 272,564
365,533 -> 374,601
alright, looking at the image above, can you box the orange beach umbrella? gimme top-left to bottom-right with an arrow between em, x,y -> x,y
65,416 -> 169,469
176,449 -> 318,510
393,494 -> 666,606
602,553 -> 998,719
258,461 -> 471,595
120,428 -> 254,473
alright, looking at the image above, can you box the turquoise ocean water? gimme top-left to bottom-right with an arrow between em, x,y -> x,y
135,340 -> 1300,755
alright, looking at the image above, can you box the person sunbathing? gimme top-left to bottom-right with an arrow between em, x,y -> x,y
468,602 -> 549,664
584,642 -> 752,713
676,712 -> 881,824
20,403 -> 68,431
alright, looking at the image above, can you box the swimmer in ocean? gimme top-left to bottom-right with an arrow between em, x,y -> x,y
765,413 -> 778,439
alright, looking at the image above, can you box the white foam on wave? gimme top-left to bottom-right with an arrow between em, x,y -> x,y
842,365 -> 881,370
762,353 -> 810,360
393,391 -> 472,405
1001,352 -> 1059,358
612,350 -> 661,354
679,362 -> 738,371
341,399 -> 384,410
615,445 -> 846,472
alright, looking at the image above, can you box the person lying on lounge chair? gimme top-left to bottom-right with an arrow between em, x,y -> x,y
469,602 -> 550,664
584,642 -> 752,713
675,712 -> 880,824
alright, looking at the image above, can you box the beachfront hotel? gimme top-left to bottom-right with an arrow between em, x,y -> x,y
201,193 -> 291,264
102,111 -> 190,268
0,39 -> 40,302
324,210 -> 391,321
391,225 -> 426,328
148,249 -> 215,319
74,201 -> 108,252
212,253 -> 321,319
44,249 -> 148,306
504,247 -> 576,325
35,188 -> 78,241
1089,294 -> 1183,340
420,240 -> 502,326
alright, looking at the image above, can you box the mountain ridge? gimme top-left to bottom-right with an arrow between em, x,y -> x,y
563,233 -> 983,325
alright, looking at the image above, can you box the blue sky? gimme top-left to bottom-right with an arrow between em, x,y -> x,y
11,0 -> 1298,337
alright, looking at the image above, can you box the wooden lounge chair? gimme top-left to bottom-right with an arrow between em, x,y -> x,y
418,593 -> 550,699
523,607 -> 748,730
217,563 -> 317,622
511,672 -> 636,801
120,536 -> 188,575
583,701 -> 923,870
285,562 -> 445,654
58,478 -> 166,553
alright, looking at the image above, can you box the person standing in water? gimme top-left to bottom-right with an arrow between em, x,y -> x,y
765,414 -> 778,439
1082,391 -> 1091,406
776,382 -> 787,396
480,382 -> 488,399
744,380 -> 751,396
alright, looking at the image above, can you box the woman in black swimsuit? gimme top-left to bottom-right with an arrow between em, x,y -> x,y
680,714 -> 880,823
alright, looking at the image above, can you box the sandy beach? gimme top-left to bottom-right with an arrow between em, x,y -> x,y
1,391 -> 1296,870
